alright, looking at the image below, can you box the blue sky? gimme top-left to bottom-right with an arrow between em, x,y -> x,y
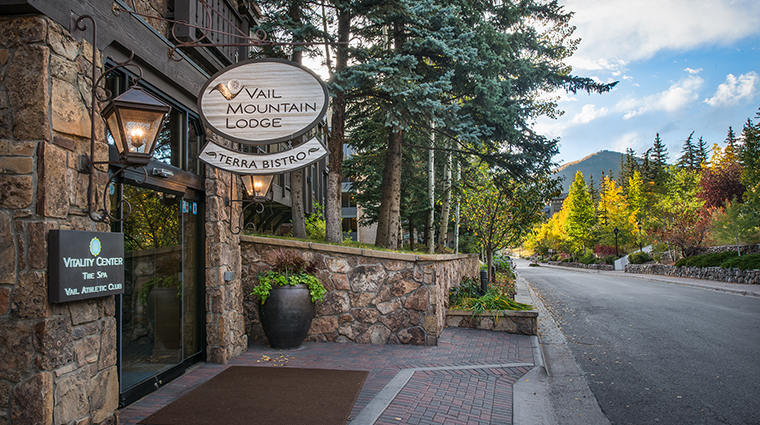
534,0 -> 760,165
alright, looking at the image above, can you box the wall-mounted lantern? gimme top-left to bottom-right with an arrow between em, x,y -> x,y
225,173 -> 274,234
75,14 -> 171,223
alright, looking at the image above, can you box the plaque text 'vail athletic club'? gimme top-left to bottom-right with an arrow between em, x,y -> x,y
198,58 -> 330,145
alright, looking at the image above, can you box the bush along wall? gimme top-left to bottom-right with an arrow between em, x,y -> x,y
240,236 -> 479,346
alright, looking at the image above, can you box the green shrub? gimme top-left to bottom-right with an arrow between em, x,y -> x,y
675,251 -> 737,268
578,252 -> 597,264
602,255 -> 619,265
719,253 -> 760,270
628,251 -> 652,264
305,202 -> 326,241
449,276 -> 482,306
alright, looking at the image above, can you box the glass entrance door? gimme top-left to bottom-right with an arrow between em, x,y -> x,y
116,184 -> 203,405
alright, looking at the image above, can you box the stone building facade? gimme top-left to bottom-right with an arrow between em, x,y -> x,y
0,1 -> 255,422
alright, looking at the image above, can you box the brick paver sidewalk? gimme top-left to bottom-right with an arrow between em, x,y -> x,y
120,327 -> 535,425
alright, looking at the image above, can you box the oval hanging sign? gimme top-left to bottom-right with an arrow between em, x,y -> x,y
198,58 -> 329,145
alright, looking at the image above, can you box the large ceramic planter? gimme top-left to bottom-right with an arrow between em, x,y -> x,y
258,284 -> 316,349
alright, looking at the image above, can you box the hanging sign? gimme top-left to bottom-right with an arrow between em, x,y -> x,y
198,58 -> 330,145
199,136 -> 329,175
48,230 -> 125,303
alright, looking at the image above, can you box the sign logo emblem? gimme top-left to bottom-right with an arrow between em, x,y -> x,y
89,237 -> 102,257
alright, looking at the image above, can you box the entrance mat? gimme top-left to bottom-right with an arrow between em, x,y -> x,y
139,366 -> 368,425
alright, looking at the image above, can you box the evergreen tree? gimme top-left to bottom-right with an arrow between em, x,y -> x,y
650,133 -> 670,190
588,173 -> 599,206
696,136 -> 709,166
677,131 -> 697,170
618,148 -> 638,188
563,171 -> 596,255
725,126 -> 739,151
739,110 -> 760,220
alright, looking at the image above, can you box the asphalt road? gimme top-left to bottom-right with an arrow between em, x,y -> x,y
517,260 -> 760,425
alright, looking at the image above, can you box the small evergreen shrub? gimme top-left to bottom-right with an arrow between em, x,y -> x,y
628,251 -> 652,264
602,255 -> 619,265
675,251 -> 736,268
719,253 -> 760,270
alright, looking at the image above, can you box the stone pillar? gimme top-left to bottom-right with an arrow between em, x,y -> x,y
0,16 -> 118,425
204,141 -> 247,364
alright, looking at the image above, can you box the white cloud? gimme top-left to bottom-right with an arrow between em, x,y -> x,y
621,75 -> 704,119
571,104 -> 609,125
611,132 -> 641,152
685,68 -> 703,74
704,72 -> 760,106
563,0 -> 760,67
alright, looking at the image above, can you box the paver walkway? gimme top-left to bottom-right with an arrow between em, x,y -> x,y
120,327 -> 535,425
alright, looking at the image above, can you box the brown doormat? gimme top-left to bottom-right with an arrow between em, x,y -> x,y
138,366 -> 368,425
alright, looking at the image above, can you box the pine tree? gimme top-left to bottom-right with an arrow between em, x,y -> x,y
563,171 -> 596,255
677,131 -> 697,170
618,148 -> 638,188
696,136 -> 709,167
650,133 -> 670,191
739,111 -> 760,220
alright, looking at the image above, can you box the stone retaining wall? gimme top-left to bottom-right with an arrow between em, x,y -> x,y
547,261 -> 614,271
445,310 -> 537,335
241,236 -> 479,346
625,264 -> 760,284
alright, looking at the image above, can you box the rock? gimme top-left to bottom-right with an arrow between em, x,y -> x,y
0,212 -> 14,284
98,318 -> 117,370
53,368 -> 89,424
338,322 -> 367,340
315,291 -> 349,316
11,271 -> 50,319
7,44 -> 50,141
0,318 -> 34,374
347,264 -> 386,293
0,175 -> 33,209
355,324 -> 391,344
308,316 -> 338,334
33,316 -> 73,371
404,286 -> 428,311
11,372 -> 53,425
397,327 -> 426,345
324,257 -> 350,273
0,16 -> 47,48
352,308 -> 380,324
389,273 -> 419,297
378,309 -> 410,332
69,300 -> 99,325
348,292 -> 374,308
90,367 -> 118,423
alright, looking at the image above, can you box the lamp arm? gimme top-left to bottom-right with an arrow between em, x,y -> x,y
76,14 -> 146,224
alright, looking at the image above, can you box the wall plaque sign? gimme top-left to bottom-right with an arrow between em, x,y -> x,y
198,58 -> 329,145
49,230 -> 125,303
199,136 -> 329,174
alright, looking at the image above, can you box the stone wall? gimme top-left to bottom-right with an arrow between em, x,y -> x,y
204,162 -> 248,364
0,15 -> 118,425
547,261 -> 615,271
625,264 -> 760,285
241,236 -> 479,346
445,310 -> 537,335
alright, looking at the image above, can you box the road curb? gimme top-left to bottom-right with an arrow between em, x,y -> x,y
537,263 -> 760,298
513,275 -> 611,425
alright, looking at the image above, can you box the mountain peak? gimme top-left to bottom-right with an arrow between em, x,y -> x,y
554,150 -> 624,192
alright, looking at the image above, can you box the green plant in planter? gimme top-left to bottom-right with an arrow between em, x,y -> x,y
139,275 -> 181,306
251,249 -> 326,304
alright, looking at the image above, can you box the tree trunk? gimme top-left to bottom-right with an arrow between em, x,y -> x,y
325,6 -> 350,243
289,5 -> 306,239
375,126 -> 402,249
453,161 -> 460,254
426,127 -> 435,254
436,140 -> 452,252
